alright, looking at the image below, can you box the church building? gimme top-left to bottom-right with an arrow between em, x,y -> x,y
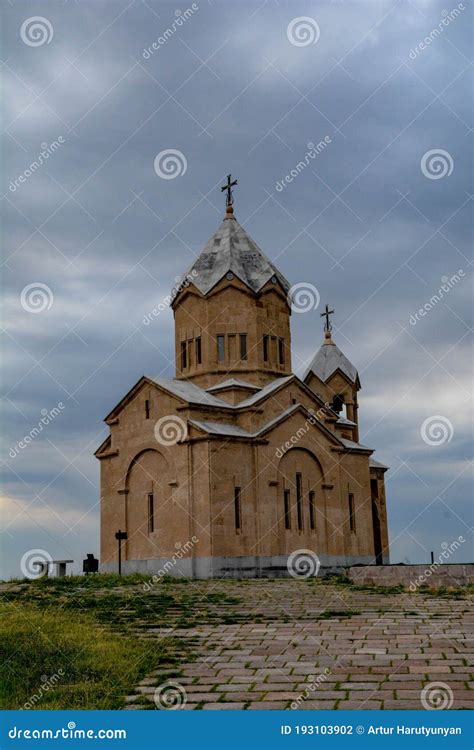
96,178 -> 390,577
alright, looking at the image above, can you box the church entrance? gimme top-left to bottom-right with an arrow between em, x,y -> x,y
370,479 -> 383,565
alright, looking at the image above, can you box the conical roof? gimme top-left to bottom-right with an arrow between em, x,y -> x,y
175,211 -> 290,298
304,331 -> 360,386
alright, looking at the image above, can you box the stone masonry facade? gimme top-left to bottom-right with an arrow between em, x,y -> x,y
96,204 -> 390,577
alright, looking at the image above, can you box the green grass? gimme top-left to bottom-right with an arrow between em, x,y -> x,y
0,601 -> 176,709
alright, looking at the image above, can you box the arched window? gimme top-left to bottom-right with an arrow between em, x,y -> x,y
332,394 -> 345,414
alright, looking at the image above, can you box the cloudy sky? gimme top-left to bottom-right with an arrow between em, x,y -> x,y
1,0 -> 472,579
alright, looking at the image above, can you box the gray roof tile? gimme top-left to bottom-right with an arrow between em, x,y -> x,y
304,338 -> 359,384
175,217 -> 290,296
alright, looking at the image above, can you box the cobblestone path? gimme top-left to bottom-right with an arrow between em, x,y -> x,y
124,579 -> 473,710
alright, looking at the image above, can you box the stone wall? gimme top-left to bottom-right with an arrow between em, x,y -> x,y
347,563 -> 474,589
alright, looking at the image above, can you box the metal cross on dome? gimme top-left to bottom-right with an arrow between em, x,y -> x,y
221,173 -> 238,207
321,303 -> 335,331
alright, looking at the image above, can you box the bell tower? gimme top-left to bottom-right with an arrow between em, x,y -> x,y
171,176 -> 292,388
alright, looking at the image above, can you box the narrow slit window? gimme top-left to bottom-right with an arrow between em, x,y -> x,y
148,493 -> 154,534
145,399 -> 150,419
239,334 -> 248,360
180,341 -> 187,369
296,473 -> 303,531
278,338 -> 285,365
187,340 -> 192,368
195,337 -> 202,365
309,491 -> 315,531
217,335 -> 225,362
263,335 -> 269,362
348,493 -> 356,532
284,489 -> 291,530
234,487 -> 242,531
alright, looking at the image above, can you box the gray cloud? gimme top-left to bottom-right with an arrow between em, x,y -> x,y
1,0 -> 472,577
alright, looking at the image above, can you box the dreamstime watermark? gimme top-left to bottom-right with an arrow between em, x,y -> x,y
409,536 -> 465,592
20,16 -> 54,46
154,149 -> 187,179
275,408 -> 326,458
287,17 -> 320,47
154,415 -> 187,445
420,416 -> 454,446
20,283 -> 54,313
287,549 -> 321,578
154,680 -> 187,709
143,270 -> 198,325
9,403 -> 65,459
290,667 -> 332,709
275,138 -> 332,192
287,282 -> 320,313
409,270 -> 465,325
142,5 -> 199,59
20,549 -> 53,580
9,137 -> 66,193
22,670 -> 65,710
420,149 -> 454,180
409,4 -> 466,60
143,537 -> 199,591
421,681 -> 454,710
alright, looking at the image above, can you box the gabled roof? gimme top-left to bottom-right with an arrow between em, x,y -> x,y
336,416 -> 357,427
189,420 -> 253,438
340,437 -> 372,452
304,333 -> 360,387
238,375 -> 294,407
103,373 -> 327,422
150,376 -> 227,407
369,456 -> 390,470
190,403 -> 344,446
174,214 -> 290,298
206,378 -> 261,393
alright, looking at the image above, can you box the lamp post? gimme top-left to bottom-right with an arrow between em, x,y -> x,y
115,530 -> 128,575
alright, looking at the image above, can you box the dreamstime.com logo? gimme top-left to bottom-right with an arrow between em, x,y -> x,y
409,536 -> 465,592
142,5 -> 199,59
420,416 -> 453,446
154,149 -> 187,179
9,403 -> 65,459
8,723 -> 126,740
20,283 -> 54,313
143,270 -> 198,325
287,17 -> 320,47
420,149 -> 454,180
275,138 -> 332,192
20,16 -> 54,46
275,408 -> 326,458
409,4 -> 466,60
421,682 -> 454,710
409,270 -> 465,325
143,537 -> 198,591
154,415 -> 187,445
154,681 -> 187,709
22,671 -> 65,710
287,549 -> 321,578
287,282 -> 320,313
9,138 -> 65,192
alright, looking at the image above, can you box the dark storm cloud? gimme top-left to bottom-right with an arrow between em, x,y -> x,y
1,0 -> 472,577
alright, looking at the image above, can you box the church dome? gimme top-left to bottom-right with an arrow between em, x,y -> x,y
174,211 -> 290,298
304,330 -> 360,386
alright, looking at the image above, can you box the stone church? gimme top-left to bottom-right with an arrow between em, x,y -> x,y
96,180 -> 389,577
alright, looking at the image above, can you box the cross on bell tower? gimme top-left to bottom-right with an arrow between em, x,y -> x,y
221,173 -> 238,213
320,304 -> 335,333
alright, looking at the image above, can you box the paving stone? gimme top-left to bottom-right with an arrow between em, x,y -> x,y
123,579 -> 472,711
